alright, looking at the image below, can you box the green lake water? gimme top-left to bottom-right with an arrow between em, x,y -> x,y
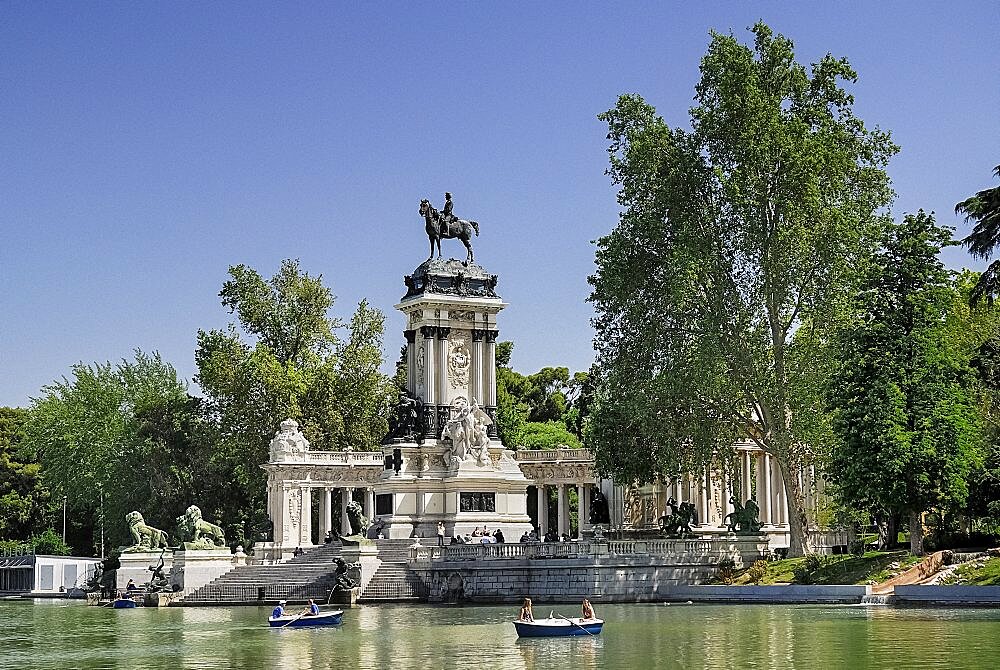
2,599 -> 999,669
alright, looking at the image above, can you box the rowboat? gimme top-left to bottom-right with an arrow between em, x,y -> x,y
512,617 -> 603,637
268,609 -> 344,628
111,598 -> 138,609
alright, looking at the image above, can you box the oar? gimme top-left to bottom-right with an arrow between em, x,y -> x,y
280,610 -> 309,628
557,612 -> 596,637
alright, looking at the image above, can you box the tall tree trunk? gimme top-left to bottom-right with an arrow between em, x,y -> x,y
780,463 -> 811,557
909,510 -> 925,555
877,513 -> 899,551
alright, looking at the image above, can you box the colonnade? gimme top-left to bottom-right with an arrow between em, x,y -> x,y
271,484 -> 377,548
533,482 -> 593,540
405,324 -> 499,436
639,447 -> 799,529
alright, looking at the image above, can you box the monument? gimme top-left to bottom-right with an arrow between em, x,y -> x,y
169,504 -> 233,596
374,195 -> 534,540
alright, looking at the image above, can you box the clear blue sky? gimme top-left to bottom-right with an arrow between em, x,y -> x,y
2,2 -> 999,407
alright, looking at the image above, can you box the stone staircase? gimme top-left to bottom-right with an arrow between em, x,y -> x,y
359,539 -> 427,602
181,542 -> 346,604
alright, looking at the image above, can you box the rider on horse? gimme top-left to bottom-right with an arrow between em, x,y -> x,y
441,192 -> 455,232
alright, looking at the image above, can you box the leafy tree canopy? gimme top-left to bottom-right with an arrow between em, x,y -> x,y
828,213 -> 983,553
0,407 -> 50,541
588,22 -> 897,556
26,351 -> 192,552
957,165 -> 1000,305
195,259 -> 393,537
494,342 -> 590,448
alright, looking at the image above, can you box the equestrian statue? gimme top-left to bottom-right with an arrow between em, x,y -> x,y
419,192 -> 480,265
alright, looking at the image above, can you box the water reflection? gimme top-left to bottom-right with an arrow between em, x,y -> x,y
4,600 -> 1000,669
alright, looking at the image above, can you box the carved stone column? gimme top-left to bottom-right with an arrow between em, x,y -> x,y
763,454 -> 774,525
701,469 -> 711,526
471,329 -> 485,404
537,486 -> 548,535
275,483 -> 289,546
718,472 -> 729,527
742,451 -> 753,501
300,486 -> 312,546
317,487 -> 329,540
364,487 -> 375,520
557,483 -> 567,538
340,488 -> 353,535
576,483 -> 586,539
404,329 -> 417,396
484,330 -> 498,406
436,327 -> 451,407
421,326 -> 437,406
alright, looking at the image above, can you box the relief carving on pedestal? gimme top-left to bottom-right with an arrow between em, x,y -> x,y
448,336 -> 471,389
284,489 -> 301,543
450,309 -> 475,322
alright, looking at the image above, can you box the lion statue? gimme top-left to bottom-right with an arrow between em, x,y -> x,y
124,511 -> 169,552
345,500 -> 369,537
175,505 -> 226,549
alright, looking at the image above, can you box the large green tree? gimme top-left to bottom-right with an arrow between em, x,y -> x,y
494,341 -> 589,449
26,352 -> 194,552
957,164 -> 1000,305
0,407 -> 50,540
195,259 -> 393,539
828,213 -> 982,554
588,23 -> 897,556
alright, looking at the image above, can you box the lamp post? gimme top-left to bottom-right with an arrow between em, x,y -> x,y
99,487 -> 105,560
62,496 -> 67,544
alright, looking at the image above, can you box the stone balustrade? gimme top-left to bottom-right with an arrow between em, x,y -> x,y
514,448 -> 594,463
275,450 -> 386,465
410,537 -> 765,564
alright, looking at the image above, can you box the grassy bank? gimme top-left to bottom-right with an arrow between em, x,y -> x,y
944,557 -> 1000,586
713,551 -> 922,586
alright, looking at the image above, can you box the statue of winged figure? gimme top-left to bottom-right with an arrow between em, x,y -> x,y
441,398 -> 493,467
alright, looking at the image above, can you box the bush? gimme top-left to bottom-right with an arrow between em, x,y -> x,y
747,560 -> 768,584
31,529 -> 71,556
716,558 -> 736,584
793,554 -> 823,584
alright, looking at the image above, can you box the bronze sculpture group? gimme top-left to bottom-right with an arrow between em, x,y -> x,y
723,496 -> 763,535
657,494 -> 763,537
658,497 -> 698,538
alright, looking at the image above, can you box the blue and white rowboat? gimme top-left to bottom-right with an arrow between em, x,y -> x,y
268,610 -> 344,628
111,598 -> 138,609
512,617 -> 603,637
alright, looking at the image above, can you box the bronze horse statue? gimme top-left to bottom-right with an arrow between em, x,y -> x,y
420,199 -> 480,265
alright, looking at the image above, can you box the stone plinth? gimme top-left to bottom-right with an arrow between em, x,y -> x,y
170,549 -> 233,597
116,551 -> 173,590
341,544 -> 381,594
377,441 -> 533,541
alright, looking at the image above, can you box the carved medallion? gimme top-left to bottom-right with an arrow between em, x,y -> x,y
448,337 -> 471,388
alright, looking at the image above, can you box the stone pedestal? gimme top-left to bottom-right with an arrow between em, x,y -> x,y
377,441 -> 534,541
376,258 -> 534,541
116,551 -> 173,590
341,544 -> 381,594
170,549 -> 233,596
